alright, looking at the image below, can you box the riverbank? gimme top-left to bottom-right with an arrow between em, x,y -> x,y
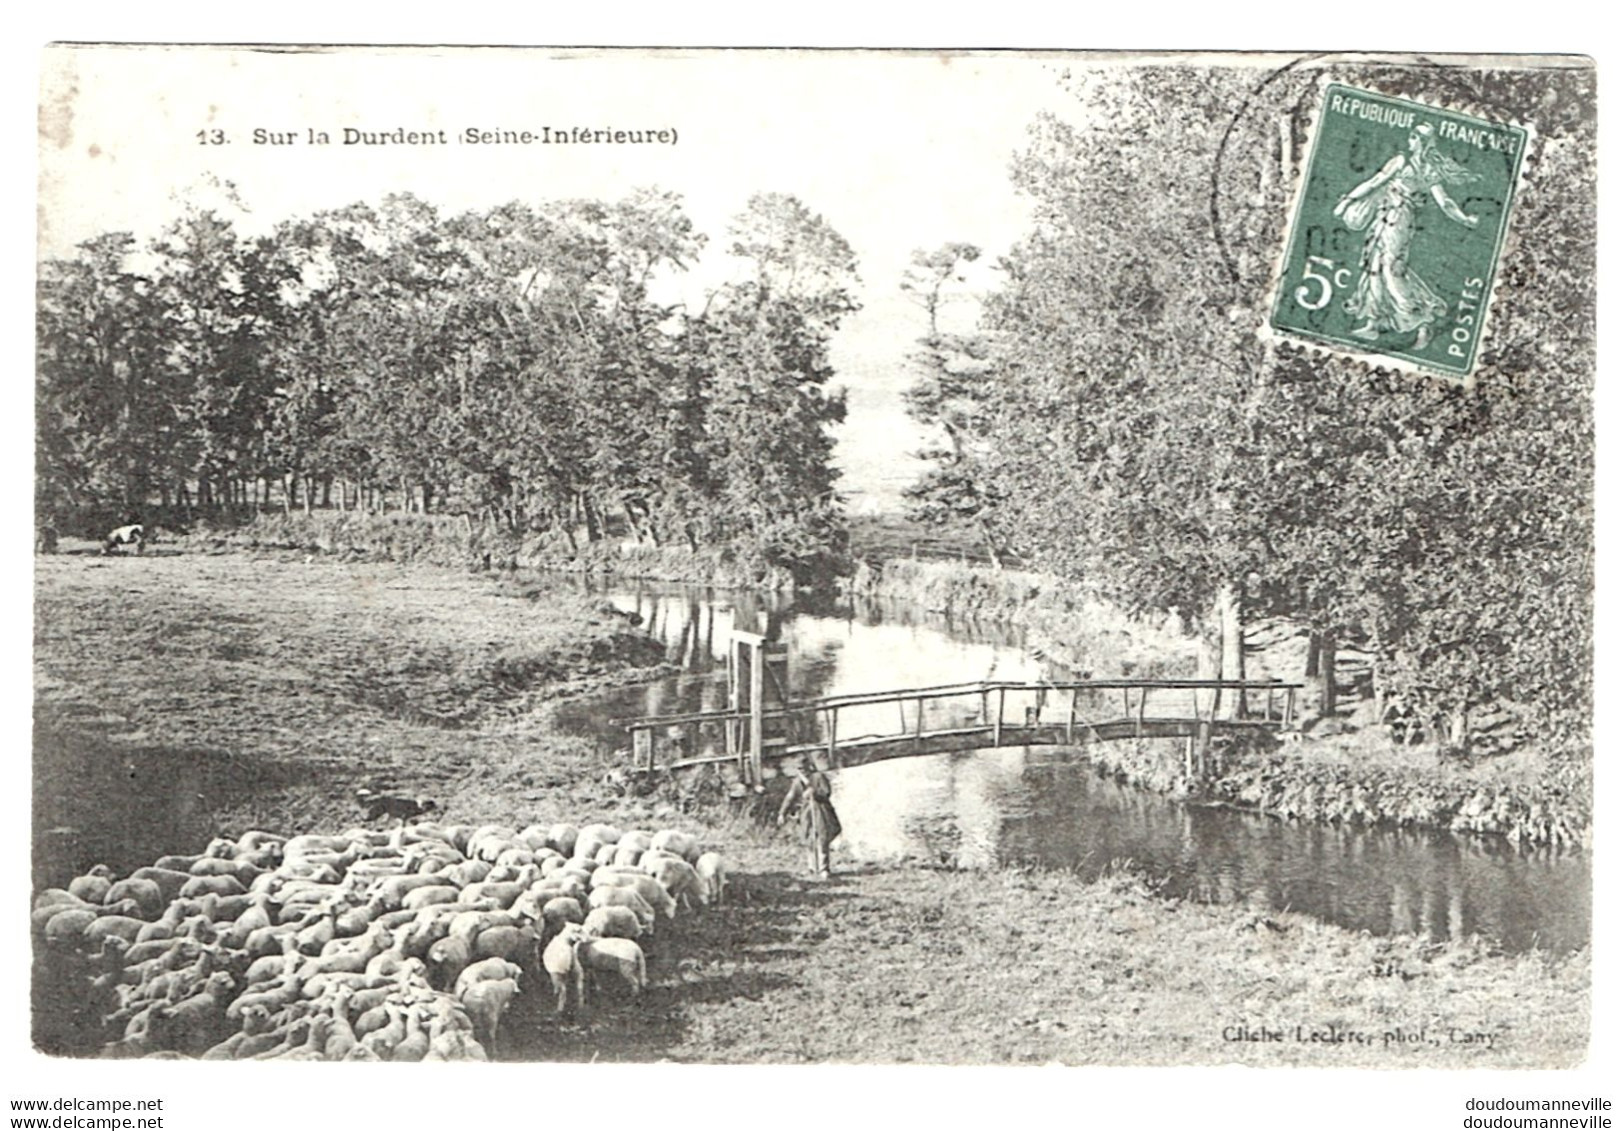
31,548 -> 1589,1065
848,557 -> 1592,849
191,511 -> 800,589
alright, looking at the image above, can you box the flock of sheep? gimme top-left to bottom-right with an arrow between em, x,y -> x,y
31,819 -> 732,1060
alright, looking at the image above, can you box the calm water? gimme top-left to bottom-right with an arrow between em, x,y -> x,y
560,582 -> 1590,957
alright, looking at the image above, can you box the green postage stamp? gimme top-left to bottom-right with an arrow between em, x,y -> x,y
1269,83 -> 1529,378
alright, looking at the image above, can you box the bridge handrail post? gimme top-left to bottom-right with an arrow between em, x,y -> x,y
1068,688 -> 1078,743
993,687 -> 1004,746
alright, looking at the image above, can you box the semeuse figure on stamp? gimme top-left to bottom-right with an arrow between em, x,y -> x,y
1333,122 -> 1480,350
777,754 -> 842,879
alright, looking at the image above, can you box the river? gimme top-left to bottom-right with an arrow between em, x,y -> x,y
558,582 -> 1591,957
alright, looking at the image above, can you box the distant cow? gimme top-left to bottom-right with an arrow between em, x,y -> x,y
102,524 -> 145,555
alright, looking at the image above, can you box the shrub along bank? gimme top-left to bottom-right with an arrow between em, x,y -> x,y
202,510 -> 799,589
848,558 -> 1591,849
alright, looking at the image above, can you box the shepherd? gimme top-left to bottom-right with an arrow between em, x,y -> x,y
777,754 -> 841,879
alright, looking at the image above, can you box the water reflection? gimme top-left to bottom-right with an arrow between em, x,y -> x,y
563,581 -> 1590,957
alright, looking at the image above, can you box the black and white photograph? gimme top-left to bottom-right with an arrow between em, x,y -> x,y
16,31 -> 1610,1125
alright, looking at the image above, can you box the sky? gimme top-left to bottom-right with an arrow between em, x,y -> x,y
37,46 -> 1088,508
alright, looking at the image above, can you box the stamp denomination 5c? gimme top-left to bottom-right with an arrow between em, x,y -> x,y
1269,83 -> 1529,378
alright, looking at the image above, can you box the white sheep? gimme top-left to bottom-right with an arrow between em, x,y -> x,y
574,936 -> 647,1006
695,852 -> 731,907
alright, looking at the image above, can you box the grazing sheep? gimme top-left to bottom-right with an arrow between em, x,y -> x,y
694,852 -> 731,906
68,865 -> 116,904
426,1028 -> 489,1061
227,973 -> 303,1021
178,873 -> 248,902
390,1008 -> 432,1062
545,824 -> 579,857
82,914 -> 148,948
581,906 -> 644,941
610,843 -> 645,868
189,891 -> 257,923
444,859 -> 493,888
146,971 -> 238,1055
587,887 -> 657,933
619,830 -> 655,854
590,871 -> 677,921
649,856 -> 709,912
401,885 -> 462,913
370,873 -> 456,912
295,908 -> 340,955
531,874 -> 590,905
470,924 -> 537,969
187,856 -> 262,886
358,1004 -> 410,1058
201,1003 -> 282,1060
447,909 -> 520,948
106,878 -> 165,920
459,978 -> 519,1054
453,957 -> 523,998
540,897 -> 585,934
42,907 -> 100,949
575,937 -> 647,1005
129,866 -> 194,904
460,878 -> 535,910
267,1015 -> 337,1061
427,936 -> 473,992
649,829 -> 702,863
578,823 -> 623,846
466,825 -> 520,863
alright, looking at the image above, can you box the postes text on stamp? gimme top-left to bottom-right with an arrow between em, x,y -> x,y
1269,83 -> 1529,379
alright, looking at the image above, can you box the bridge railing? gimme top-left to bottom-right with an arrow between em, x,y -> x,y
623,678 -> 1300,775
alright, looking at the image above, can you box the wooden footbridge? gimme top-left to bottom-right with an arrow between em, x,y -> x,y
624,632 -> 1301,787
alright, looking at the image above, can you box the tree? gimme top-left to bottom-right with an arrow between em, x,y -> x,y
932,60 -> 1594,744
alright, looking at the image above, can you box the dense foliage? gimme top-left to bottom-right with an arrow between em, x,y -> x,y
37,190 -> 857,582
903,63 -> 1594,747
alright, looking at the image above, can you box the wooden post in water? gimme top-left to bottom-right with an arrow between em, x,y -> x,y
729,630 -> 770,787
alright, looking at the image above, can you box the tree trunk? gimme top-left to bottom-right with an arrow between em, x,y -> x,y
978,519 -> 1003,571
1215,583 -> 1243,720
1313,631 -> 1338,719
1447,707 -> 1470,751
583,496 -> 604,543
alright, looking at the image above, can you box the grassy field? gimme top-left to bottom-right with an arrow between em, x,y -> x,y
31,547 -> 1590,1065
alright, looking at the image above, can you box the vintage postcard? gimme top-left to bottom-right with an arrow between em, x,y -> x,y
24,43 -> 1600,1121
